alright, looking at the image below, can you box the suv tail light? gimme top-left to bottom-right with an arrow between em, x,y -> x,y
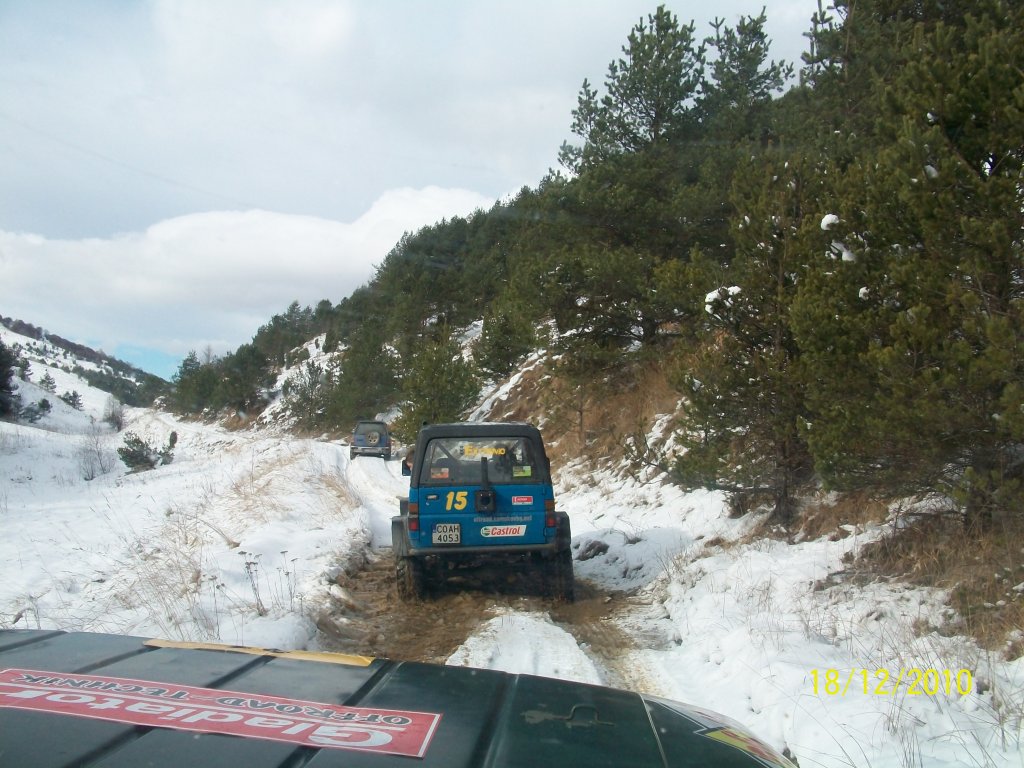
408,502 -> 419,532
545,498 -> 557,528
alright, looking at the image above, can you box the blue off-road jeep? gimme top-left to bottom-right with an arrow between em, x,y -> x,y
392,422 -> 574,601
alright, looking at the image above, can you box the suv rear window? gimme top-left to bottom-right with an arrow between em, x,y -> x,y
419,436 -> 540,485
355,422 -> 388,436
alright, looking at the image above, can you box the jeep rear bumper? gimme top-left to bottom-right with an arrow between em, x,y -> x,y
351,446 -> 389,457
407,541 -> 562,558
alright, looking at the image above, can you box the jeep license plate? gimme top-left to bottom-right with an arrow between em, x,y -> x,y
432,523 -> 461,545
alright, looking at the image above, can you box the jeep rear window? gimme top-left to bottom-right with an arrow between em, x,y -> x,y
419,437 -> 541,485
355,423 -> 387,435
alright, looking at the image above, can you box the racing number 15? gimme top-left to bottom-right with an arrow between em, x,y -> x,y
445,491 -> 468,511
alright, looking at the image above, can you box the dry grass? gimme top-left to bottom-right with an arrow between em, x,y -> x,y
858,512 -> 1024,660
481,349 -> 1024,661
484,363 -> 550,425
721,491 -> 891,548
799,491 -> 891,541
480,354 -> 680,473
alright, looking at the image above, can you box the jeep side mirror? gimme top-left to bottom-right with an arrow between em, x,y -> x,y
402,463 -> 411,477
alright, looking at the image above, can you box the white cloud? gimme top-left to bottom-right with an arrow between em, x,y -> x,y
151,0 -> 355,67
0,186 -> 492,368
0,1 -> 818,240
0,0 -> 820,376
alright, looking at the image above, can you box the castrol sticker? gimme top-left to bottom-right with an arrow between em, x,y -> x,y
0,668 -> 441,757
511,496 -> 533,505
480,525 -> 527,537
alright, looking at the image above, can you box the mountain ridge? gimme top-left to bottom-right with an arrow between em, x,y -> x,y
1,316 -> 167,406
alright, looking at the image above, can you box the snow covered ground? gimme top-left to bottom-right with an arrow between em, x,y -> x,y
1,325 -> 1022,767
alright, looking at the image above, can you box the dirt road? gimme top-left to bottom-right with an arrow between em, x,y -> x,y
314,548 -> 669,694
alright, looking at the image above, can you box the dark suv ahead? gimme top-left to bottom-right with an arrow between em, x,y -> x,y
350,420 -> 391,460
392,422 -> 574,601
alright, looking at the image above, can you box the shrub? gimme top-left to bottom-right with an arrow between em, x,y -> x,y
118,431 -> 177,472
38,372 -> 56,393
79,425 -> 116,481
60,390 -> 83,410
103,397 -> 125,431
118,432 -> 156,470
19,399 -> 51,423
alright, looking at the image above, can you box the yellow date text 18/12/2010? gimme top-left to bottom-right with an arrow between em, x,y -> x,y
811,668 -> 973,697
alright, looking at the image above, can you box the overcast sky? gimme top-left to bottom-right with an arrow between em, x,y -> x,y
0,0 -> 817,379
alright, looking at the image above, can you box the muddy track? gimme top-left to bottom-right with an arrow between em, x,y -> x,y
315,550 -> 498,664
315,549 -> 668,696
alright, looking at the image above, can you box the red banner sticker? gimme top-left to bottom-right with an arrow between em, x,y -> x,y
511,496 -> 533,505
0,668 -> 441,758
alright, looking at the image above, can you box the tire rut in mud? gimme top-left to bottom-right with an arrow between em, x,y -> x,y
315,549 -> 670,698
550,585 -> 673,696
315,549 -> 506,664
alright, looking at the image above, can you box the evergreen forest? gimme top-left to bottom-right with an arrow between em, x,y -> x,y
165,0 -> 1024,530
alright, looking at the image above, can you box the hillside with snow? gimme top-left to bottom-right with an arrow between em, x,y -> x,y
0,323 -> 1022,767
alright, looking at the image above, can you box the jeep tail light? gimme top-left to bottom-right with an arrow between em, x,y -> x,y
408,502 -> 419,532
545,498 -> 556,528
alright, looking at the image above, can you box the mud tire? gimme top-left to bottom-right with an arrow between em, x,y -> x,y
396,556 -> 426,601
549,548 -> 575,602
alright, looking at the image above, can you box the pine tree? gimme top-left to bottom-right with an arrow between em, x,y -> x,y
673,153 -> 825,523
60,390 -> 84,410
559,5 -> 704,173
172,351 -> 218,413
283,359 -> 331,428
792,2 -> 1024,525
392,329 -> 479,441
473,297 -> 536,377
118,432 -> 157,471
0,340 -> 18,418
324,324 -> 400,430
117,431 -> 176,471
544,5 -> 707,359
533,237 -> 666,350
253,301 -> 316,367
698,10 -> 793,141
217,343 -> 271,412
545,7 -> 795,367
